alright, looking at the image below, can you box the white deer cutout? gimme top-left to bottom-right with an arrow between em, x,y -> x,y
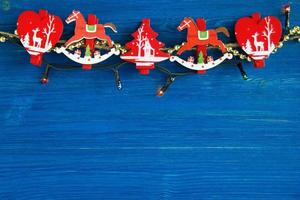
252,32 -> 264,51
32,28 -> 42,48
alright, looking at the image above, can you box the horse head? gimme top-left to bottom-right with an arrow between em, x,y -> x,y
177,17 -> 193,31
66,10 -> 81,24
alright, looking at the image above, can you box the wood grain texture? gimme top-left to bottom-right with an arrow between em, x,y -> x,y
0,0 -> 300,199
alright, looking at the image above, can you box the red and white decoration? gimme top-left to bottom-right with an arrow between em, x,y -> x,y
170,53 -> 233,71
235,13 -> 282,68
120,19 -> 170,75
17,10 -> 63,66
170,17 -> 233,72
58,10 -> 118,70
54,47 -> 119,65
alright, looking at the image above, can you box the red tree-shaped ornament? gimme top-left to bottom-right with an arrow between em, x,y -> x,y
121,19 -> 169,75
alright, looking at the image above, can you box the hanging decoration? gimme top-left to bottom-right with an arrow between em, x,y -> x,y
54,10 -> 120,70
235,13 -> 282,68
17,10 -> 63,66
120,19 -> 169,75
0,4 -> 299,96
169,17 -> 233,72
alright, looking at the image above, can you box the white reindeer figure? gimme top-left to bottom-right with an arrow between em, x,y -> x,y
252,32 -> 264,51
32,28 -> 42,48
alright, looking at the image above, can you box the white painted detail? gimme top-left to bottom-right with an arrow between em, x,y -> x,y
120,56 -> 169,63
169,53 -> 233,71
241,17 -> 276,60
20,15 -> 57,55
54,47 -> 120,65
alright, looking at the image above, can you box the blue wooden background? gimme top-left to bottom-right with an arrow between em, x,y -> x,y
0,0 -> 300,199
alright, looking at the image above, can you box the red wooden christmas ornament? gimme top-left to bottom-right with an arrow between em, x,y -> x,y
63,10 -> 118,70
195,18 -> 208,74
169,17 -> 232,72
177,17 -> 229,55
17,10 -> 63,66
120,19 -> 169,75
235,13 -> 282,68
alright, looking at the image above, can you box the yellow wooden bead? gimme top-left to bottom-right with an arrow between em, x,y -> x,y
284,35 -> 289,41
0,37 -> 6,42
174,45 -> 181,50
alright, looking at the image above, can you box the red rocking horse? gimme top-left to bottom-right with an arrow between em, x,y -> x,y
65,10 -> 117,47
177,17 -> 230,55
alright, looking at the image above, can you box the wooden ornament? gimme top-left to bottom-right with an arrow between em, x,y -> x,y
177,17 -> 229,55
195,18 -> 208,74
235,13 -> 282,68
170,17 -> 233,71
120,19 -> 170,75
17,10 -> 63,66
55,10 -> 119,70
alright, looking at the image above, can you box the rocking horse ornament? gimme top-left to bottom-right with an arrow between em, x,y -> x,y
170,17 -> 233,71
54,10 -> 120,70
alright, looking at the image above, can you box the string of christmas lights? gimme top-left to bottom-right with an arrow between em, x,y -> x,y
0,4 -> 299,96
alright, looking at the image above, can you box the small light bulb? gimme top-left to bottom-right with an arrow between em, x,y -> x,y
157,89 -> 164,97
40,77 -> 49,84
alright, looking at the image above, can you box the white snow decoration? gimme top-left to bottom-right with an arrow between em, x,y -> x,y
169,53 -> 233,71
22,43 -> 52,55
54,47 -> 120,65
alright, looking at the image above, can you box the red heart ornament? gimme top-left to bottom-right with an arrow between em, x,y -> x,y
17,10 -> 63,66
235,13 -> 282,68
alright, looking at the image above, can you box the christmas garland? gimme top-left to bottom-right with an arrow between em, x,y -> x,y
0,4 -> 299,96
